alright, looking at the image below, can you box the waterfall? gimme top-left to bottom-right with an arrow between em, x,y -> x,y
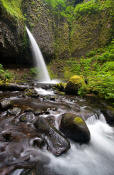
26,27 -> 51,82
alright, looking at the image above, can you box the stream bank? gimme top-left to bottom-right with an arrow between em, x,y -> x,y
0,81 -> 114,175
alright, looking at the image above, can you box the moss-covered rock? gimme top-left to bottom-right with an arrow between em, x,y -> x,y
65,75 -> 86,94
60,113 -> 90,144
56,82 -> 66,91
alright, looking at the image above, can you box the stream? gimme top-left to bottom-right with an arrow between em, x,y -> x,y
0,82 -> 114,175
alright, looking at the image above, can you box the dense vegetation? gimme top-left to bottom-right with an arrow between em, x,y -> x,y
0,0 -> 24,20
63,40 -> 114,100
0,0 -> 113,102
46,0 -> 113,101
0,64 -> 13,83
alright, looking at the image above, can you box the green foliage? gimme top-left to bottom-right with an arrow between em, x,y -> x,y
45,0 -> 66,9
0,0 -> 24,20
62,40 -> 114,100
74,0 -> 113,18
29,67 -> 39,77
0,64 -> 13,82
74,0 -> 100,16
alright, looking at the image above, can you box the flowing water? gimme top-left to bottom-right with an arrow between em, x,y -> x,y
26,27 -> 51,82
0,86 -> 114,175
47,114 -> 114,175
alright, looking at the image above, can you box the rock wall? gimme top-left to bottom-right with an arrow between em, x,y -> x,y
0,0 -> 113,65
0,13 -> 24,64
70,11 -> 112,57
23,0 -> 55,61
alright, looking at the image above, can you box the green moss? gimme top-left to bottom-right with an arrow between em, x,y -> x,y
0,0 -> 24,20
56,82 -> 66,91
74,0 -> 113,17
69,75 -> 85,85
74,117 -> 84,125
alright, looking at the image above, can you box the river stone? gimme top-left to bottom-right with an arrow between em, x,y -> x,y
25,88 -> 39,98
8,107 -> 21,116
45,115 -> 56,127
0,99 -> 12,110
65,75 -> 86,95
101,106 -> 114,126
19,112 -> 35,123
60,113 -> 90,144
0,83 -> 29,91
34,117 -> 70,156
20,169 -> 33,175
30,137 -> 44,148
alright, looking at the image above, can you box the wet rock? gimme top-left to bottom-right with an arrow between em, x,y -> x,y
20,169 -> 34,175
34,103 -> 57,115
0,166 -> 15,175
45,115 -> 56,127
0,83 -> 29,91
2,132 -> 12,142
19,112 -> 35,123
101,105 -> 114,126
79,106 -> 98,121
8,107 -> 21,116
34,117 -> 70,156
30,137 -> 44,148
25,89 -> 39,98
0,99 -> 12,110
0,111 -> 7,117
45,95 -> 56,101
24,108 -> 34,113
65,75 -> 86,95
56,82 -> 66,92
60,113 -> 90,144
49,96 -> 56,101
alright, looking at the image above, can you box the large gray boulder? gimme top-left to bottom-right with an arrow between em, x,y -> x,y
60,113 -> 90,144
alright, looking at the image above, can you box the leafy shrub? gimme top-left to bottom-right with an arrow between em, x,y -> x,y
74,0 -> 113,18
29,67 -> 39,77
0,64 -> 13,81
86,50 -> 97,57
62,41 -> 114,100
0,0 -> 24,20
74,0 -> 100,17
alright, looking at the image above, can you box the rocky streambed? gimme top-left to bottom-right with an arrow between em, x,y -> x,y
0,82 -> 114,175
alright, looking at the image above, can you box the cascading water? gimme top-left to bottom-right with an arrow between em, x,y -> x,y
46,115 -> 114,175
26,27 -> 51,82
11,114 -> 114,175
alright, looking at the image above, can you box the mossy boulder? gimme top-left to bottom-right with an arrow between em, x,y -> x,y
0,99 -> 12,110
65,75 -> 86,94
60,113 -> 90,144
24,88 -> 39,98
56,82 -> 66,91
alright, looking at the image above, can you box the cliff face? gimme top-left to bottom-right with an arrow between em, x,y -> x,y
70,10 -> 112,57
0,0 -> 113,65
23,0 -> 55,61
0,0 -> 28,65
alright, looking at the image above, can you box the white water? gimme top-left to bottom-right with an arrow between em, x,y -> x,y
35,87 -> 54,96
11,115 -> 114,175
46,115 -> 114,175
26,27 -> 51,82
